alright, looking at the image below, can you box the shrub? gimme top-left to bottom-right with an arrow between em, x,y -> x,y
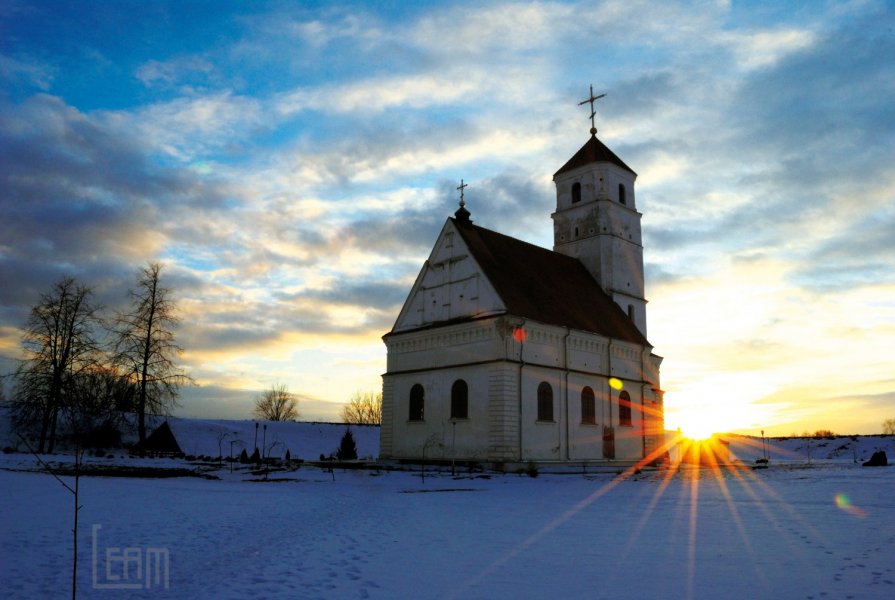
336,428 -> 358,460
81,423 -> 122,449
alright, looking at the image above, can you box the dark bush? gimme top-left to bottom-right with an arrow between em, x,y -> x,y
336,429 -> 358,460
81,423 -> 122,449
863,451 -> 888,467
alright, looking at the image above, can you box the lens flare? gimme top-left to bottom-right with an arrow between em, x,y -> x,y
834,493 -> 867,517
609,377 -> 623,390
682,422 -> 718,442
512,327 -> 527,342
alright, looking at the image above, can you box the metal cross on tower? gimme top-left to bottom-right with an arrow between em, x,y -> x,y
457,179 -> 468,208
578,84 -> 606,135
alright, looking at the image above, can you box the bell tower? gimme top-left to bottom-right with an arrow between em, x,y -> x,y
551,89 -> 648,337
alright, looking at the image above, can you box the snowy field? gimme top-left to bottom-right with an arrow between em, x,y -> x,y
2,418 -> 894,599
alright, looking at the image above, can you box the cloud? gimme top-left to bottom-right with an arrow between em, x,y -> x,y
410,2 -> 572,58
0,94 -> 244,327
718,27 -> 817,70
109,92 -> 266,161
2,0 -> 892,428
0,53 -> 54,90
135,56 -> 215,89
172,383 -> 344,421
273,70 -> 487,116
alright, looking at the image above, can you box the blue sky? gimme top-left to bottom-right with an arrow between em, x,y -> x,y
1,0 -> 893,435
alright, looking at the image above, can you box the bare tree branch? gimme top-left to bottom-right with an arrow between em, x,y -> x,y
114,263 -> 192,449
253,384 -> 299,421
341,391 -> 381,425
12,277 -> 102,452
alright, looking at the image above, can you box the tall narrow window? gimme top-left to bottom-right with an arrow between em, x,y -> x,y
618,183 -> 627,205
627,304 -> 635,320
571,182 -> 581,203
581,386 -> 596,424
537,382 -> 554,421
619,390 -> 632,426
451,379 -> 468,420
409,384 -> 425,421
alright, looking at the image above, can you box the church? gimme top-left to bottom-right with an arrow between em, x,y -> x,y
380,104 -> 664,469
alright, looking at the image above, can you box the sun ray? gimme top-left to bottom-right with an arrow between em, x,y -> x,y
703,447 -> 769,589
453,432 -> 848,600
619,457 -> 680,558
685,449 -> 701,600
450,438 -> 681,598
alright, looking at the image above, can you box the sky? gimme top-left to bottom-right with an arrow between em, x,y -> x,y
1,0 -> 893,436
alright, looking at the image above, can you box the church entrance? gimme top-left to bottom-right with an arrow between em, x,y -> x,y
602,426 -> 615,459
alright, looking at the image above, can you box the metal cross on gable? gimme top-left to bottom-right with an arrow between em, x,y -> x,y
578,84 -> 606,135
457,179 -> 468,207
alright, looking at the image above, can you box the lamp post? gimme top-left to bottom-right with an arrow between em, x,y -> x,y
229,437 -> 241,474
254,422 -> 259,453
262,424 -> 268,471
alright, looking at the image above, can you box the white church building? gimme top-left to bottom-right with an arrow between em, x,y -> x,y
380,122 -> 664,469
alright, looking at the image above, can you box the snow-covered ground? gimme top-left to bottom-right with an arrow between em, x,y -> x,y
724,433 -> 895,466
161,416 -> 381,461
0,414 -> 380,462
1,420 -> 894,599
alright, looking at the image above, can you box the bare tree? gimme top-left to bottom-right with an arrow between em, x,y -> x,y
66,365 -> 135,444
883,418 -> 895,435
12,277 -> 102,452
253,384 -> 298,421
114,263 -> 191,449
341,391 -> 382,425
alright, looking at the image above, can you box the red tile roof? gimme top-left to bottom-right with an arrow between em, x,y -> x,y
553,135 -> 636,178
448,219 -> 650,346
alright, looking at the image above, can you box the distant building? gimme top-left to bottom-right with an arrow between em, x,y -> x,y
380,122 -> 664,468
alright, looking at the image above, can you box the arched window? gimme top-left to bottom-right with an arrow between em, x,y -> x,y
537,382 -> 554,422
581,386 -> 596,424
409,384 -> 425,421
571,182 -> 581,203
618,183 -> 627,205
619,390 -> 632,426
451,379 -> 468,420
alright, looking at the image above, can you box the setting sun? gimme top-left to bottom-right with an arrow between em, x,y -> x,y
677,419 -> 718,442
662,372 -> 782,439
